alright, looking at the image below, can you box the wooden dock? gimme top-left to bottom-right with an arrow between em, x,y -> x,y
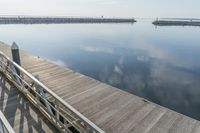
0,42 -> 200,133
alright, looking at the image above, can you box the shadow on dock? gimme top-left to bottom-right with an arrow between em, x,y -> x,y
0,73 -> 58,133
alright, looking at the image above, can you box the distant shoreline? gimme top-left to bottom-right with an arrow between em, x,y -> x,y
153,20 -> 200,26
0,17 -> 136,24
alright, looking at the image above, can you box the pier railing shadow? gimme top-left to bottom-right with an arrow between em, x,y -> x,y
0,73 -> 57,133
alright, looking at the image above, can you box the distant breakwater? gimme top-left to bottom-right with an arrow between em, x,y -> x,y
153,20 -> 200,26
0,17 -> 136,24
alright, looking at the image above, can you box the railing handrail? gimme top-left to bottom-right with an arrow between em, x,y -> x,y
0,51 -> 105,133
0,111 -> 15,133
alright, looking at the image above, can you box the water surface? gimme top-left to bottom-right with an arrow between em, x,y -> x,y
0,22 -> 200,120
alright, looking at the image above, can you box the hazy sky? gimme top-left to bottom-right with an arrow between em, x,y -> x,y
0,0 -> 200,18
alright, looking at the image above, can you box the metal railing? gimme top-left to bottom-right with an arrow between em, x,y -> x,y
0,111 -> 15,133
0,51 -> 105,133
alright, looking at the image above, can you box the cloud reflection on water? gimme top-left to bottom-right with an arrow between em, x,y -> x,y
78,31 -> 200,120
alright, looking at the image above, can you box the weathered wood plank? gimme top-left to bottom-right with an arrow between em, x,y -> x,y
191,123 -> 200,133
69,84 -> 117,112
27,63 -> 57,73
114,104 -> 155,133
58,77 -> 98,99
102,97 -> 147,132
31,65 -> 71,77
66,83 -> 109,104
35,69 -> 74,84
129,106 -> 167,133
88,93 -> 134,125
168,116 -> 197,133
148,110 -> 181,133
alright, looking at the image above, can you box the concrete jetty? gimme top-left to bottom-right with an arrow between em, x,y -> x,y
153,19 -> 200,26
0,17 -> 136,24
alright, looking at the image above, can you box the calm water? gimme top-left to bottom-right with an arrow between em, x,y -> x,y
0,22 -> 200,120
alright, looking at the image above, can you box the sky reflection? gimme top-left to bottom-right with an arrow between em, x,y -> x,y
0,22 -> 200,120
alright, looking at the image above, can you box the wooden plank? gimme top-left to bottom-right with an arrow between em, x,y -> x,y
39,68 -> 77,82
21,58 -> 47,68
192,123 -> 200,133
82,91 -> 127,117
128,106 -> 167,133
66,83 -> 108,104
0,94 -> 19,108
27,63 -> 57,73
33,68 -> 73,82
68,84 -> 117,110
101,97 -> 146,132
148,110 -> 181,133
88,93 -> 134,125
113,104 -> 155,133
60,81 -> 99,100
10,104 -> 57,133
30,65 -> 71,76
168,116 -> 197,133
24,60 -> 52,70
45,73 -> 85,89
57,77 -> 98,99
